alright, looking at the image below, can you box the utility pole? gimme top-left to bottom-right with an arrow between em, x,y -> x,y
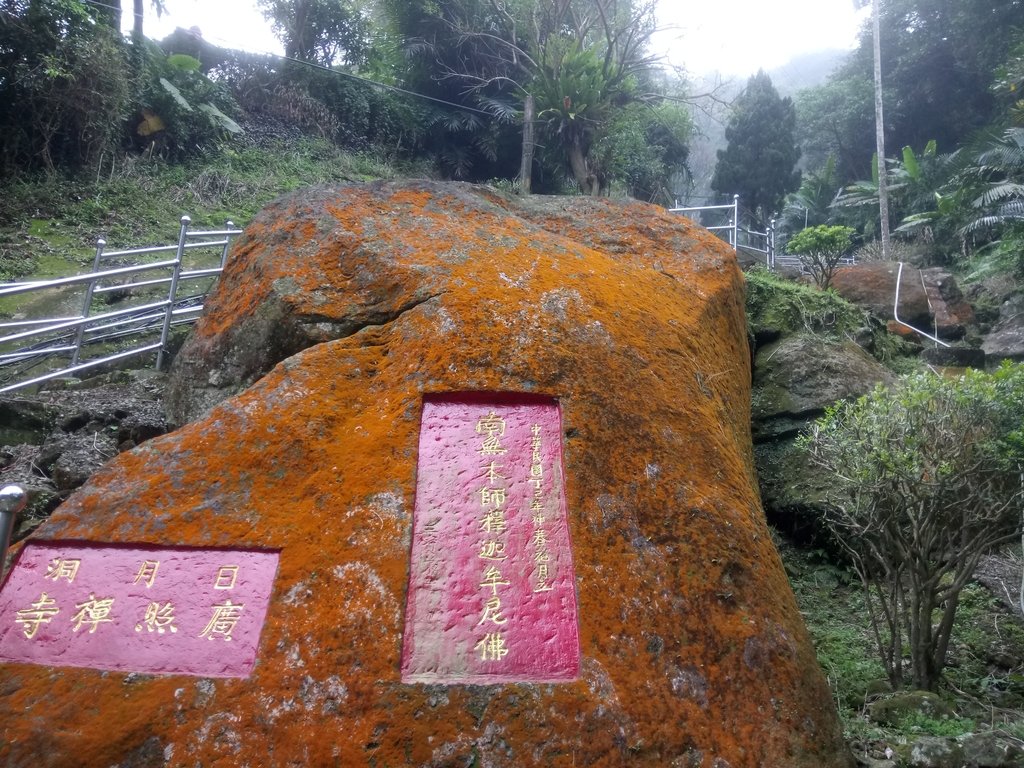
518,94 -> 535,195
872,0 -> 891,259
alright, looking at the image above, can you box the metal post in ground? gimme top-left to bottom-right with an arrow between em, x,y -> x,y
220,222 -> 235,268
156,216 -> 189,371
731,195 -> 739,252
0,485 -> 27,582
72,237 -> 106,365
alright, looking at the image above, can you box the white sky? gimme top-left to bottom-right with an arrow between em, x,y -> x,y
128,0 -> 869,78
653,0 -> 870,77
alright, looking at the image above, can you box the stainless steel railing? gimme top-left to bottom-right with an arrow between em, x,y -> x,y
0,216 -> 242,394
893,261 -> 950,348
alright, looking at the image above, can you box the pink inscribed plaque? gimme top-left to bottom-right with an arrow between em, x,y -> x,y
401,393 -> 580,684
0,542 -> 279,678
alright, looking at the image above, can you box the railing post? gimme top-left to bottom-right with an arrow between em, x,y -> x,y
768,218 -> 776,270
220,221 -> 235,268
156,215 -> 190,371
731,195 -> 739,252
72,237 -> 106,365
0,485 -> 27,582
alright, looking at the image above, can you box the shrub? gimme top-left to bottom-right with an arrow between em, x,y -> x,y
786,224 -> 856,289
800,364 -> 1024,691
0,0 -> 132,173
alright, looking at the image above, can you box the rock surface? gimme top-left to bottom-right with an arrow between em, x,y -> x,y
1,181 -> 851,767
750,333 -> 895,538
983,292 -> 1024,363
830,262 -> 976,345
831,262 -> 932,330
0,370 -> 169,537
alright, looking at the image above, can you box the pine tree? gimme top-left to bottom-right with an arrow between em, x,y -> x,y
712,70 -> 801,227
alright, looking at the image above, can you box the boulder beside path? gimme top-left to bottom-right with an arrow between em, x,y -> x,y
0,182 -> 852,767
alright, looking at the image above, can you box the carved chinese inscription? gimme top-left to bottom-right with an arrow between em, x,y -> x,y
0,543 -> 279,678
401,394 -> 580,684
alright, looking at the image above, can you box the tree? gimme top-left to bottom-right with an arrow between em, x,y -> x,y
0,0 -> 131,172
785,224 -> 854,289
130,0 -> 166,45
800,364 -> 1024,691
711,70 -> 800,228
796,76 -> 874,181
258,0 -> 370,67
382,0 -> 668,194
780,156 -> 843,234
798,0 -> 1024,185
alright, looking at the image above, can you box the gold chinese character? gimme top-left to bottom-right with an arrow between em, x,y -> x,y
530,463 -> 543,478
44,558 -> 81,583
133,560 -> 161,588
532,529 -> 549,547
530,498 -> 543,511
199,599 -> 244,641
477,595 -> 508,626
478,540 -> 508,561
534,564 -> 554,592
532,514 -> 546,526
478,486 -> 506,508
483,461 -> 504,484
476,412 -> 506,438
71,594 -> 115,633
478,437 -> 506,456
531,424 -> 541,436
475,632 -> 509,662
479,509 -> 507,534
135,602 -> 178,634
534,549 -> 550,564
15,593 -> 60,639
213,565 -> 239,590
480,566 -> 510,595
476,412 -> 507,456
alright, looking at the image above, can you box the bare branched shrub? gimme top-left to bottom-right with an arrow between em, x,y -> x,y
801,364 -> 1024,691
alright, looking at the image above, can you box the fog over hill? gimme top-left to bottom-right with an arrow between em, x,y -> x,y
679,49 -> 846,206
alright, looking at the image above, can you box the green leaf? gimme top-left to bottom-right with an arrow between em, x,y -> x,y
166,54 -> 201,72
199,103 -> 243,134
159,78 -> 192,112
902,146 -> 920,181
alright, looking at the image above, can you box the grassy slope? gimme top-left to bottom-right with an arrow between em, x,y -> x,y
0,139 -> 421,284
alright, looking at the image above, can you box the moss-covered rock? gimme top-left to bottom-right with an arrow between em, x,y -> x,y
1,181 -> 852,768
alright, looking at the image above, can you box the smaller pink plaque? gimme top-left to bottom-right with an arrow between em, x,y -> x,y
0,542 -> 279,678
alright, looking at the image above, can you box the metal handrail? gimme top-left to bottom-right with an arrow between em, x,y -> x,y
0,216 -> 242,394
893,262 -> 949,348
0,259 -> 181,297
671,195 -> 741,254
671,196 -> 780,268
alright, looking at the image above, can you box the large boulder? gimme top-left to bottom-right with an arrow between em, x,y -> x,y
983,292 -> 1024,364
0,182 -> 851,767
751,333 -> 895,538
831,261 -> 931,330
830,262 -> 977,345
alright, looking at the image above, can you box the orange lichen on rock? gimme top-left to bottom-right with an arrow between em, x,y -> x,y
0,181 -> 852,767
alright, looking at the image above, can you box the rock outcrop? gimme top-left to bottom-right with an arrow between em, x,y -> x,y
750,333 -> 895,539
983,292 -> 1024,363
830,262 -> 976,344
1,181 -> 851,767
